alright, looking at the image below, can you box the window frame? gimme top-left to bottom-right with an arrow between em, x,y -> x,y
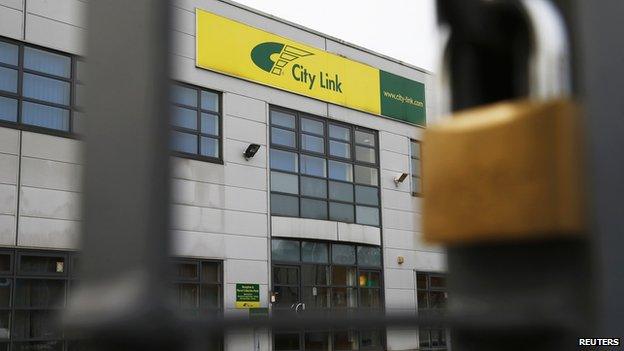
169,257 -> 224,314
416,271 -> 448,351
170,81 -> 224,164
410,139 -> 423,197
269,106 -> 382,227
0,36 -> 78,139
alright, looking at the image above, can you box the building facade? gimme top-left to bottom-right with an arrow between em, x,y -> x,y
0,0 -> 446,350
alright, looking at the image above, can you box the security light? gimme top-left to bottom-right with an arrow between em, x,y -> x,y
243,144 -> 261,160
394,172 -> 409,186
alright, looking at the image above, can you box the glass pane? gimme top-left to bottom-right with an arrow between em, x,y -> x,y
270,149 -> 298,172
332,244 -> 356,265
0,96 -> 17,122
19,255 -> 65,274
300,155 -> 326,177
419,328 -> 430,348
0,67 -> 17,93
329,124 -> 350,141
411,141 -> 421,158
13,310 -> 62,339
329,202 -> 354,223
0,311 -> 8,341
13,341 -> 62,351
411,158 -> 421,176
271,194 -> 299,217
354,130 -> 375,146
328,161 -> 353,182
272,239 -> 300,262
355,185 -> 379,206
334,330 -> 358,350
302,265 -> 328,284
331,287 -> 357,308
200,284 -> 219,308
357,246 -> 381,267
174,262 -> 198,279
329,182 -> 353,202
305,332 -> 330,351
431,276 -> 446,288
175,283 -> 198,308
360,330 -> 382,348
0,41 -> 18,65
24,47 -> 71,78
273,286 -> 298,308
301,242 -> 328,264
201,90 -> 219,111
301,134 -> 324,153
170,130 -> 197,154
271,171 -> 299,194
416,273 -> 428,289
15,279 -> 65,308
430,291 -> 447,308
360,288 -> 381,308
0,278 -> 10,307
300,198 -> 327,220
354,166 -> 378,186
417,291 -> 428,309
273,266 -> 299,285
271,110 -> 295,129
329,140 -> 350,158
331,266 -> 356,286
300,176 -> 326,199
201,262 -> 220,282
171,84 -> 197,107
171,106 -> 197,129
274,333 -> 300,350
23,73 -> 71,105
303,287 -> 329,309
0,255 -> 9,272
201,113 -> 219,135
301,118 -> 323,135
356,206 -> 380,226
431,329 -> 445,347
358,271 -> 381,287
200,137 -> 219,157
271,127 -> 296,147
412,176 -> 422,194
22,101 -> 70,131
355,145 -> 376,163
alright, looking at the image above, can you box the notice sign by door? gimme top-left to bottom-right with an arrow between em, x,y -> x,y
236,283 -> 260,308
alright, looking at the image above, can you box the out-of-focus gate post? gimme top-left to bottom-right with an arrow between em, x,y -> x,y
64,1 -> 177,350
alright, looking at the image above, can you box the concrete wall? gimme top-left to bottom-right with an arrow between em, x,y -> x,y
0,0 -> 445,350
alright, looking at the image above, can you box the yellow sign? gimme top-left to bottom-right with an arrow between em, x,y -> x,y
196,9 -> 426,125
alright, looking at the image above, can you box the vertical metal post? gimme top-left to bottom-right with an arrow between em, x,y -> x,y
576,0 -> 624,339
65,1 -> 175,349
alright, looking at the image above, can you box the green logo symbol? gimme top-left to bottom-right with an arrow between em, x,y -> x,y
251,42 -> 313,75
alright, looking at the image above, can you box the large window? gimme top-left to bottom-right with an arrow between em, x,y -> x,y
416,272 -> 448,351
410,140 -> 422,196
0,37 -> 77,134
272,239 -> 384,351
170,83 -> 222,162
0,249 -> 78,351
269,107 -> 381,226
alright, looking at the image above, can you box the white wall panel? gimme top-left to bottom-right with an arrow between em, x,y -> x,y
171,204 -> 267,237
225,93 -> 267,123
384,248 -> 446,272
21,132 -> 82,164
17,216 -> 80,249
0,128 -> 19,154
226,259 -> 268,284
0,214 -> 15,245
19,186 -> 81,220
0,184 -> 16,215
224,138 -> 266,168
25,13 -> 86,55
224,115 -> 266,145
0,5 -> 23,40
384,268 -> 415,290
380,150 -> 409,173
380,131 -> 409,155
20,158 -> 82,192
0,154 -> 18,185
336,222 -> 380,245
27,0 -> 86,28
171,29 -> 194,59
384,288 -> 416,310
271,216 -> 338,241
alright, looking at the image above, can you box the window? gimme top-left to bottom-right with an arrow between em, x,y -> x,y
410,140 -> 423,196
0,249 -> 78,351
0,37 -> 77,134
269,107 -> 381,226
271,239 -> 384,350
170,83 -> 222,162
416,272 -> 448,351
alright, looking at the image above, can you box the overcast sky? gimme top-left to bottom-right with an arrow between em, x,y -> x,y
233,0 -> 439,72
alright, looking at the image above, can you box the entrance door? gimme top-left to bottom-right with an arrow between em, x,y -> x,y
273,265 -> 302,350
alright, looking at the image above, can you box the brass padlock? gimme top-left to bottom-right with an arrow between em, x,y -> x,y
423,3 -> 584,245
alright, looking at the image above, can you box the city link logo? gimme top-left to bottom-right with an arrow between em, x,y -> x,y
251,42 -> 343,93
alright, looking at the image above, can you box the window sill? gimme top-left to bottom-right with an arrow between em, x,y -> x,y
171,151 -> 224,165
0,120 -> 79,140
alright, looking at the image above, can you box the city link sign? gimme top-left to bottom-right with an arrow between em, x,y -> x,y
196,9 -> 426,126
